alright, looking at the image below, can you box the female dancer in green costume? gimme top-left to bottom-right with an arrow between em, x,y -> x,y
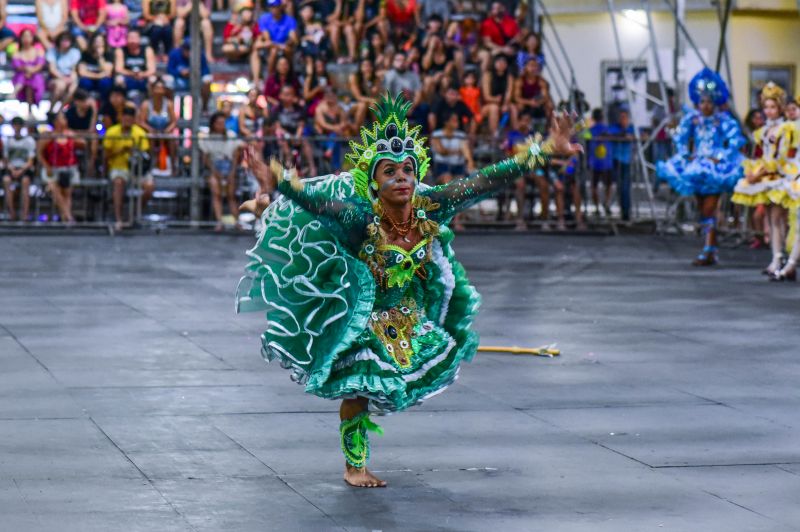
238,94 -> 580,487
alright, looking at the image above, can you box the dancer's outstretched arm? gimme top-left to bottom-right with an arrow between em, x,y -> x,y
423,113 -> 583,222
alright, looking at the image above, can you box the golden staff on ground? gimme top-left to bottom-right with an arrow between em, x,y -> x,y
478,345 -> 561,357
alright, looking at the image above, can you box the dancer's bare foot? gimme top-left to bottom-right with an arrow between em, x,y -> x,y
343,464 -> 387,488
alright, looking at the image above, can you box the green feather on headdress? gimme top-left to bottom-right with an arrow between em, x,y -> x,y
346,92 -> 431,201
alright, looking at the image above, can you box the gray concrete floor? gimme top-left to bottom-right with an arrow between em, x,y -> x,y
1,232 -> 799,532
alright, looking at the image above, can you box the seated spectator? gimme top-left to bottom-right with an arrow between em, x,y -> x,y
551,152 -> 585,231
142,0 -> 176,56
78,33 -> 114,101
482,53 -> 515,136
321,0 -> 356,63
166,38 -> 211,109
174,0 -> 213,63
297,3 -> 330,70
430,112 -> 474,230
516,31 -> 544,73
220,100 -> 240,136
313,87 -> 350,167
354,0 -> 387,45
11,29 -> 47,111
38,110 -> 85,224
420,26 -> 454,101
137,76 -> 177,174
361,29 -> 390,74
114,28 -> 157,94
100,85 -> 128,129
65,89 -> 98,176
253,0 -> 297,82
459,71 -> 482,127
2,117 -> 36,222
303,57 -> 330,118
36,0 -> 69,48
418,0 -> 452,26
46,31 -> 81,110
428,85 -> 475,135
513,57 -> 551,127
105,0 -> 130,48
125,0 -> 143,28
385,0 -> 417,49
447,14 -> 481,68
0,0 -> 17,51
480,1 -> 520,68
238,87 -> 267,140
263,55 -> 299,108
273,85 -> 317,176
222,6 -> 259,69
383,52 -> 422,108
199,112 -> 243,232
103,104 -> 153,231
69,0 -> 106,50
348,58 -> 381,127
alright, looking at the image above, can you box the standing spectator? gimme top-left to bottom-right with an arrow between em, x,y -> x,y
313,87 -> 350,167
36,0 -> 69,48
77,33 -> 114,101
38,111 -> 85,224
428,85 -> 474,135
480,1 -> 520,65
103,104 -> 153,231
222,6 -> 259,67
46,31 -> 81,110
383,52 -> 422,108
253,0 -> 297,81
11,29 -> 47,111
510,110 -> 550,229
583,108 -> 614,217
68,0 -> 106,50
0,0 -> 17,52
263,54 -> 299,107
609,109 -> 635,221
431,112 -> 474,230
137,76 -> 177,174
238,87 -> 267,140
105,0 -> 130,48
513,57 -> 551,127
551,152 -> 586,231
166,38 -> 211,109
114,28 -> 156,94
273,85 -> 317,176
65,89 -> 99,176
482,53 -> 515,136
173,0 -> 214,63
142,0 -> 176,56
2,117 -> 36,222
100,85 -> 128,129
348,58 -> 381,127
199,112 -> 242,232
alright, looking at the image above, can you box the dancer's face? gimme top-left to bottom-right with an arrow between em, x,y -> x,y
763,98 -> 781,121
699,96 -> 714,117
374,158 -> 416,206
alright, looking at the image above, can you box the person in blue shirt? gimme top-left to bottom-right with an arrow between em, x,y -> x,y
253,0 -> 298,82
608,109 -> 635,221
166,38 -> 211,111
657,68 -> 745,266
583,108 -> 614,217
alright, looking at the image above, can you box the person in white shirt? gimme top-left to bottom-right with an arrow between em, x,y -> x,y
199,112 -> 243,232
2,117 -> 37,222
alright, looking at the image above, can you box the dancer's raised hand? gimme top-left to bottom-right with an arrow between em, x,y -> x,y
548,112 -> 584,157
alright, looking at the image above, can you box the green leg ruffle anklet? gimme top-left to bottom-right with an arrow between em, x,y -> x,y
340,411 -> 384,468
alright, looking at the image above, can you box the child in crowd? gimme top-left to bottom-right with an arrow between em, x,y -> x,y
272,84 -> 317,176
584,107 -> 614,217
609,109 -> 635,221
2,117 -> 36,222
508,110 -> 551,229
106,0 -> 130,48
459,71 -> 482,128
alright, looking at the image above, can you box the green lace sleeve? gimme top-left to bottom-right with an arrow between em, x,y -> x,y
421,141 -> 551,223
277,174 -> 370,251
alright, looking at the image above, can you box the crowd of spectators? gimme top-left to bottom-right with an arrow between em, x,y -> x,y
0,0 -> 670,230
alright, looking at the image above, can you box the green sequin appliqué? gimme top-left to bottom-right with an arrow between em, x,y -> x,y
340,411 -> 384,468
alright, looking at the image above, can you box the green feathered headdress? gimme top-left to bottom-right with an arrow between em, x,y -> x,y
346,93 -> 430,201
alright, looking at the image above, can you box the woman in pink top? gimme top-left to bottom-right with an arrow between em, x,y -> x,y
11,29 -> 47,109
105,0 -> 129,47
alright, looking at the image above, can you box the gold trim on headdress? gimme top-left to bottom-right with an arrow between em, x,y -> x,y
760,82 -> 787,107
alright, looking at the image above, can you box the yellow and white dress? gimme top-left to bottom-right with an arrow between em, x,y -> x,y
780,119 -> 800,209
732,118 -> 797,207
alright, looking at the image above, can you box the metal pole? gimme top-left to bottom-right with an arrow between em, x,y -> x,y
607,0 -> 657,222
189,0 -> 202,225
714,0 -> 735,108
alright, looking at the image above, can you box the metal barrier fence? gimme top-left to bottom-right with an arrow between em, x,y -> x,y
0,130 -> 748,237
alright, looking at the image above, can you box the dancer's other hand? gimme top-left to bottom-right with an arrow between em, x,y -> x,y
548,112 -> 585,157
240,194 -> 271,218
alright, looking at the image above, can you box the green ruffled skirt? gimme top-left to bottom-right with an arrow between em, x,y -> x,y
236,175 -> 481,412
